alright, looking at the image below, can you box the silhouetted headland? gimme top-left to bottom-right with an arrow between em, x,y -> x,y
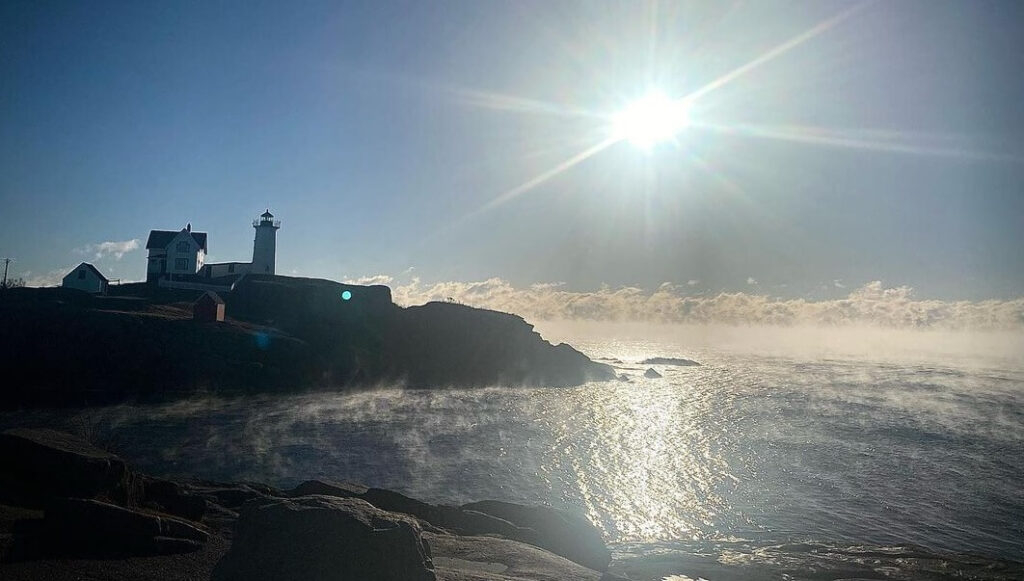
0,275 -> 613,409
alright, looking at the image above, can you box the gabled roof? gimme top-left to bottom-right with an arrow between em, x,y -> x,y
68,262 -> 109,282
146,229 -> 208,251
194,291 -> 225,305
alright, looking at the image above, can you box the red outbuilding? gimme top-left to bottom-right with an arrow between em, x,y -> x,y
193,291 -> 225,322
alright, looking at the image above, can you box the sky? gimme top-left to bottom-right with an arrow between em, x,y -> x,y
2,1 -> 1023,319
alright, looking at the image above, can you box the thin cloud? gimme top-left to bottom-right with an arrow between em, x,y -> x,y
75,239 -> 141,261
344,274 -> 394,286
19,268 -> 73,287
391,278 -> 1024,330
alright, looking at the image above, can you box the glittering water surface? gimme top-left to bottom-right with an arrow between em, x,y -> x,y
4,326 -> 1023,579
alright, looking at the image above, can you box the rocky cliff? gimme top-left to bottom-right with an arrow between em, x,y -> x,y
0,276 -> 612,409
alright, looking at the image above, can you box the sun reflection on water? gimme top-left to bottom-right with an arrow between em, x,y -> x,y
540,370 -> 740,542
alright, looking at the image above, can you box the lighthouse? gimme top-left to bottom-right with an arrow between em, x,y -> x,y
251,209 -> 280,274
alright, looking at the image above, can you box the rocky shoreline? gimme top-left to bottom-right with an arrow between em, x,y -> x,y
0,427 -> 625,581
3,427 -> 1022,581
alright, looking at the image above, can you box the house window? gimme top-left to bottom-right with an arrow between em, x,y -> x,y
228,264 -> 235,273
176,241 -> 190,252
78,269 -> 86,280
175,258 -> 188,270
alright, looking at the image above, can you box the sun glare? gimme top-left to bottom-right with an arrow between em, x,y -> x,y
611,92 -> 691,150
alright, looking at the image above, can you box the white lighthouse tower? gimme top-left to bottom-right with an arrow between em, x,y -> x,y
251,209 -> 280,274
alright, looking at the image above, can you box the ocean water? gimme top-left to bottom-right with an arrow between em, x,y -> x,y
3,324 -> 1023,580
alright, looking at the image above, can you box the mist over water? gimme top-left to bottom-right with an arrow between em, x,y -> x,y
4,324 -> 1022,578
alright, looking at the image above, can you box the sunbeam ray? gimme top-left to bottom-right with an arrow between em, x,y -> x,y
694,121 -> 1024,163
474,136 -> 619,216
685,0 -> 876,103
451,86 -> 605,119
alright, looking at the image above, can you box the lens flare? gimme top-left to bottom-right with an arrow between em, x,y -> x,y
611,92 -> 691,150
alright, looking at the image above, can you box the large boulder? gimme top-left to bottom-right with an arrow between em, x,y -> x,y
212,495 -> 436,581
0,428 -> 140,507
286,480 -> 609,570
461,500 -> 611,572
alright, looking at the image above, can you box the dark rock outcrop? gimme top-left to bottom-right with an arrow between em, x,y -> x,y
0,280 -> 613,409
212,495 -> 436,581
461,500 -> 611,572
386,302 -> 614,388
36,497 -> 208,557
0,430 -> 622,580
0,428 -> 140,508
286,480 -> 610,571
640,357 -> 700,366
644,368 -> 662,378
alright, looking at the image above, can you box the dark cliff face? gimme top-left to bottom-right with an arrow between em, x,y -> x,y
0,279 -> 612,408
387,302 -> 609,387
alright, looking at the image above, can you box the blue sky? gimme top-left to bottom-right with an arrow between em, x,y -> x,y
2,0 -> 1023,301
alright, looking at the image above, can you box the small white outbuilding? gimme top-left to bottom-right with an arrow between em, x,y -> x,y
61,262 -> 109,294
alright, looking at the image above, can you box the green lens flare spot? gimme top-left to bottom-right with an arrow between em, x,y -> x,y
341,290 -> 352,301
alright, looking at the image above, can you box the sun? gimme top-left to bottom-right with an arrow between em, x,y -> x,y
611,92 -> 691,150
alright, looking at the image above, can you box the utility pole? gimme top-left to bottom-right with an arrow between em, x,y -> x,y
0,258 -> 12,289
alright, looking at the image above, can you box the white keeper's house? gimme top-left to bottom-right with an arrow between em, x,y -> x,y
146,210 -> 280,285
145,223 -> 208,282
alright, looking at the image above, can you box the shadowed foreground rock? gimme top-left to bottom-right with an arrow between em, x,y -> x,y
0,428 -> 210,562
39,497 -> 208,557
0,428 -> 140,507
461,500 -> 611,572
211,495 -> 436,581
1,432 -> 621,581
288,479 -> 610,571
140,476 -> 208,522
